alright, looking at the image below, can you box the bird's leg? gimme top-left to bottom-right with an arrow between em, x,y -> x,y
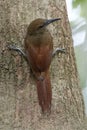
52,48 -> 65,57
8,44 -> 28,61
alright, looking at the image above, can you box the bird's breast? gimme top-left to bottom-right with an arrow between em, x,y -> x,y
26,42 -> 53,72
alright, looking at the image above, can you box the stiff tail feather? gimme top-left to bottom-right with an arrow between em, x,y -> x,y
36,74 -> 52,113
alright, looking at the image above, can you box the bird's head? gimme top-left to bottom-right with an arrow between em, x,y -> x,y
27,18 -> 61,35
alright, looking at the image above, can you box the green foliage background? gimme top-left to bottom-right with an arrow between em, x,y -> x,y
72,0 -> 87,88
72,0 -> 87,18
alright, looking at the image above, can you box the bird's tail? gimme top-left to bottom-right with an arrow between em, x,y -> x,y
36,73 -> 52,113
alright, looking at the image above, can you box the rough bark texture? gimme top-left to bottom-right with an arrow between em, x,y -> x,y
0,0 -> 86,130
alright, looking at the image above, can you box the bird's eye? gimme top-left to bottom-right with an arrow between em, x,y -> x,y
38,24 -> 44,29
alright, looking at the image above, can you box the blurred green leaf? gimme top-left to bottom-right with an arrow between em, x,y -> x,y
72,0 -> 87,18
72,0 -> 86,8
75,44 -> 87,88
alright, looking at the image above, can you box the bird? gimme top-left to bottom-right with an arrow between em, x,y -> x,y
24,18 -> 61,113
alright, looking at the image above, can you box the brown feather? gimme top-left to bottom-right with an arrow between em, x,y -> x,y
36,72 -> 52,113
24,18 -> 59,113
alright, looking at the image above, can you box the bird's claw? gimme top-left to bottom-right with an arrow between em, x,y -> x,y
52,48 -> 66,57
8,44 -> 20,51
8,44 -> 27,60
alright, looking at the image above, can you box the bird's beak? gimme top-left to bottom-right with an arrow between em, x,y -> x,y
40,18 -> 61,28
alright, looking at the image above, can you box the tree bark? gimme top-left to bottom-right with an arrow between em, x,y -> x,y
0,0 -> 85,130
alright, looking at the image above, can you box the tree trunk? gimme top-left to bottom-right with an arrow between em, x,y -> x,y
0,0 -> 85,130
